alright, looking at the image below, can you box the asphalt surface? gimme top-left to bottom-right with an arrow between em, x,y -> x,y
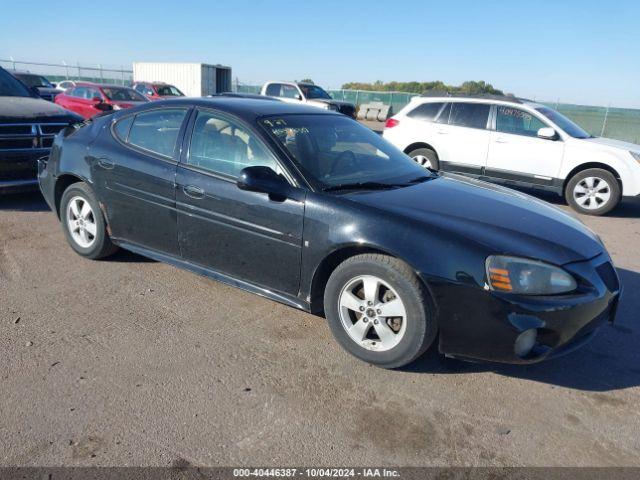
1,189 -> 640,467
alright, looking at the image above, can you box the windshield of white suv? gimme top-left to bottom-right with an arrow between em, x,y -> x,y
0,68 -> 33,97
262,114 -> 432,190
299,84 -> 332,100
536,106 -> 592,139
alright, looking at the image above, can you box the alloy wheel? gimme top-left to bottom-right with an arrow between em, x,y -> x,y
66,196 -> 97,248
412,154 -> 433,169
338,275 -> 407,352
573,176 -> 611,210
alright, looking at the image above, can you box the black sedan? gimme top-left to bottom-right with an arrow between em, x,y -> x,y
38,97 -> 620,368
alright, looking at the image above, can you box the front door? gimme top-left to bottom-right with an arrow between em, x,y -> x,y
89,107 -> 190,255
176,108 -> 305,295
433,102 -> 492,176
485,105 -> 565,186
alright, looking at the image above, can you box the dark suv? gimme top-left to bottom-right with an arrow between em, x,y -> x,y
0,67 -> 82,193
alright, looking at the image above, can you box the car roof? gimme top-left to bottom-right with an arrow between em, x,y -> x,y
75,82 -> 134,89
412,94 -> 545,109
124,97 -> 340,121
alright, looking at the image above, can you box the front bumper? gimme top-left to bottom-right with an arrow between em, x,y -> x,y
0,149 -> 49,194
433,253 -> 621,364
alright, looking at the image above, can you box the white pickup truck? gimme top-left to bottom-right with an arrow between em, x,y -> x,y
260,81 -> 356,118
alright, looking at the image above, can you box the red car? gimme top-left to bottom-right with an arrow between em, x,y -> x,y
55,82 -> 149,119
133,81 -> 185,101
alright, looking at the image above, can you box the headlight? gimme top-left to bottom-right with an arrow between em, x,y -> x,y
486,256 -> 577,295
630,151 -> 640,163
322,103 -> 338,111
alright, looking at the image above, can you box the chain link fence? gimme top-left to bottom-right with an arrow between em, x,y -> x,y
0,59 -> 133,86
2,60 -> 638,144
237,83 -> 640,144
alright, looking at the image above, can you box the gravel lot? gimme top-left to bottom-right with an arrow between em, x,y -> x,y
1,189 -> 639,468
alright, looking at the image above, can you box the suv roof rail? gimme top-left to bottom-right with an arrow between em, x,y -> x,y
419,91 -> 523,103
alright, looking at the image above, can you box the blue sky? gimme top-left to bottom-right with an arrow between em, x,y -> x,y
1,0 -> 639,107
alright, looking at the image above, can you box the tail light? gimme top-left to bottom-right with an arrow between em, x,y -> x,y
385,118 -> 400,129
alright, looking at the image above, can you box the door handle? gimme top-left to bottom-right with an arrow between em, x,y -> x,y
183,185 -> 205,199
97,158 -> 115,170
436,130 -> 448,135
494,137 -> 508,144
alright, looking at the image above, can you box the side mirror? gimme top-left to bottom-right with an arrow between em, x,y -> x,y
294,93 -> 302,101
537,127 -> 558,140
30,86 -> 41,97
93,100 -> 113,112
237,166 -> 303,201
91,97 -> 103,104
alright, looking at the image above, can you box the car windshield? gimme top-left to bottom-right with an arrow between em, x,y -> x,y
536,106 -> 592,139
299,84 -> 332,100
15,74 -> 54,88
102,87 -> 147,102
0,69 -> 33,97
261,114 -> 431,190
155,85 -> 184,96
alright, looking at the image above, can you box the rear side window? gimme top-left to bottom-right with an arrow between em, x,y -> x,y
436,103 -> 451,124
126,109 -> 187,158
448,103 -> 490,129
113,116 -> 134,142
407,102 -> 445,121
265,83 -> 281,96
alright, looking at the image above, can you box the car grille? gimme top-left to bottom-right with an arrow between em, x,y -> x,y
596,261 -> 620,292
0,123 -> 67,152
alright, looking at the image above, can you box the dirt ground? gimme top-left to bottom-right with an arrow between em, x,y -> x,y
1,190 -> 639,467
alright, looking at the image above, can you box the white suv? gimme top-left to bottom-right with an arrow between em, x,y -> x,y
383,95 -> 640,215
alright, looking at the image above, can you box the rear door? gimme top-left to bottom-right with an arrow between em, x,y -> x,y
176,108 -> 304,295
485,105 -> 565,186
432,102 -> 491,176
89,107 -> 190,255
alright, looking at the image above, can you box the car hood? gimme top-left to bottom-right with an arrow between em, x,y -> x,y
0,96 -> 80,122
582,136 -> 640,152
347,174 -> 604,265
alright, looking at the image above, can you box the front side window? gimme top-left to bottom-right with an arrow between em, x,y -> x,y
187,110 -> 278,178
262,114 -> 428,189
448,102 -> 491,129
265,83 -> 281,97
281,84 -> 300,99
496,106 -> 547,137
134,84 -> 146,93
127,109 -> 187,158
407,102 -> 445,121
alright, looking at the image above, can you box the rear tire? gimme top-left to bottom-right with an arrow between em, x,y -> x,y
323,254 -> 436,369
407,147 -> 439,171
565,168 -> 621,216
60,182 -> 118,259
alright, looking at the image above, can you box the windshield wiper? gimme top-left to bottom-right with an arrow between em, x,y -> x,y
322,181 -> 404,192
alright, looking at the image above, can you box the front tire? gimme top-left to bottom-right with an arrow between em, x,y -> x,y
565,168 -> 621,216
323,254 -> 436,369
60,182 -> 118,259
407,147 -> 439,171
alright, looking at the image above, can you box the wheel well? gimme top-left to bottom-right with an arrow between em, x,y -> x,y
54,174 -> 84,218
563,162 -> 622,193
403,142 -> 438,158
309,246 -> 430,316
